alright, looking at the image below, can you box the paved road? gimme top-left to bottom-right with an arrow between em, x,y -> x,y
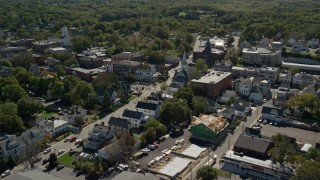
184,106 -> 263,180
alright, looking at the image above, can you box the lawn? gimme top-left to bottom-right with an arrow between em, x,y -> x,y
128,95 -> 137,102
214,168 -> 232,178
39,110 -> 56,118
133,133 -> 141,140
58,153 -> 75,168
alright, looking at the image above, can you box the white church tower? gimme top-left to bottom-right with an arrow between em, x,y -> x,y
181,51 -> 188,71
61,26 -> 72,47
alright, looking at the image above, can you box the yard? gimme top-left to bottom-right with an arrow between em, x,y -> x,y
39,110 -> 56,118
214,168 -> 232,178
128,95 -> 137,102
58,153 -> 75,168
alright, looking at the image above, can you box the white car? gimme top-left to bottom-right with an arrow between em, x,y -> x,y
58,149 -> 65,155
263,99 -> 267,103
140,148 -> 150,153
75,139 -> 82,145
1,170 -> 10,178
44,147 -> 51,154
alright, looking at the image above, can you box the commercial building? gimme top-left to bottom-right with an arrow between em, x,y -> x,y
78,56 -> 104,69
190,71 -> 232,99
193,38 -> 225,67
111,52 -> 145,62
189,114 -> 228,143
242,47 -> 281,66
231,66 -> 279,83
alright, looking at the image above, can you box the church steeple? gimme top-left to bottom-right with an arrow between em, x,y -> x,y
181,51 -> 188,71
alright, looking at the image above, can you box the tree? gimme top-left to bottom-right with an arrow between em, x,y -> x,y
0,102 -> 18,116
287,93 -> 320,116
48,153 -> 57,167
145,127 -> 156,144
227,35 -> 235,46
288,67 -> 299,75
17,97 -> 43,120
224,47 -> 239,65
292,160 -> 320,180
269,133 -> 299,164
160,82 -> 168,92
160,99 -> 191,125
74,116 -> 85,127
185,33 -> 194,44
160,39 -> 172,50
196,166 -> 218,180
92,73 -> 119,89
72,36 -> 91,53
0,114 -> 24,135
51,81 -> 64,98
1,84 -> 27,103
54,65 -> 66,77
174,87 -> 194,107
11,52 -> 32,68
22,142 -> 43,169
1,60 -> 12,67
195,58 -> 208,73
192,96 -> 209,116
191,83 -> 206,97
145,119 -> 167,138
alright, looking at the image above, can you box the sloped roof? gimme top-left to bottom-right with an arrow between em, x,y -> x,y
122,109 -> 143,119
261,106 -> 284,116
108,117 -> 129,130
136,101 -> 158,111
234,135 -> 273,154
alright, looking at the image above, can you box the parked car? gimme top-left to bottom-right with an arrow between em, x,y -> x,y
34,156 -> 42,163
263,119 -> 268,124
1,170 -> 10,178
69,149 -> 76,155
269,121 -> 273,125
153,142 -> 159,148
76,170 -> 84,177
42,158 -> 49,165
140,148 -> 150,153
75,139 -> 82,145
106,167 -> 114,174
56,164 -> 65,171
58,149 -> 65,155
274,122 -> 279,126
147,144 -> 156,150
64,138 -> 69,142
44,147 -> 51,154
69,136 -> 76,142
263,99 -> 267,103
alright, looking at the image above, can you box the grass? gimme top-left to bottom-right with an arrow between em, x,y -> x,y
214,168 -> 232,178
87,114 -> 99,120
58,153 -> 75,168
133,133 -> 141,140
128,95 -> 137,102
55,132 -> 72,142
39,110 -> 56,118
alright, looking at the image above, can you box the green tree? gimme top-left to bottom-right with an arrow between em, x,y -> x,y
2,84 -> 27,102
174,87 -> 194,107
292,160 -> 320,180
196,166 -> 218,180
51,81 -> 64,98
269,133 -> 299,164
160,39 -> 172,50
17,97 -> 43,120
0,114 -> 24,135
185,33 -> 194,44
92,73 -> 119,89
0,102 -> 18,116
48,153 -> 57,167
195,58 -> 208,73
145,127 -> 156,144
54,65 -> 66,77
191,83 -> 206,97
192,96 -> 209,116
102,92 -> 111,108
288,67 -> 299,75
145,119 -> 167,138
11,52 -> 32,68
227,35 -> 234,46
224,47 -> 239,65
1,60 -> 12,67
72,36 -> 91,53
160,99 -> 191,125
160,82 -> 168,92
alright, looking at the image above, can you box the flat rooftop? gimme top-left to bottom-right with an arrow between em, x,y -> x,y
175,144 -> 207,159
70,67 -> 105,74
282,62 -> 320,72
191,71 -> 231,84
7,169 -> 62,180
158,156 -> 191,178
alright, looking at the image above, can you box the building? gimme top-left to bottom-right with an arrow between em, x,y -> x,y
233,135 -> 274,160
0,135 -> 26,161
84,123 -> 115,151
108,117 -> 130,135
221,150 -> 294,180
193,38 -> 225,67
147,92 -> 165,104
79,47 -> 107,58
98,142 -> 121,161
238,78 -> 252,97
21,127 -> 44,146
38,119 -> 69,137
292,72 -> 317,86
261,106 -> 288,123
189,114 -> 228,143
0,47 -> 26,58
0,66 -> 11,77
279,71 -> 293,84
112,171 -> 159,180
135,101 -> 160,119
122,109 -> 146,128
257,66 -> 279,83
190,71 -> 232,99
242,47 -> 281,66
218,107 -> 235,119
217,90 -> 237,104
60,26 -> 72,47
213,60 -> 233,72
78,56 -> 103,69
45,47 -> 67,54
270,41 -> 283,51
63,105 -> 87,126
171,51 -> 189,88
32,38 -> 61,53
111,52 -> 145,62
231,100 -> 251,117
65,67 -> 105,82
96,88 -> 117,104
112,60 -> 141,76
135,66 -> 157,82
307,38 -> 319,48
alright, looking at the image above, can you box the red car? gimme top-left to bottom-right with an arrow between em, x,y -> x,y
69,136 -> 76,142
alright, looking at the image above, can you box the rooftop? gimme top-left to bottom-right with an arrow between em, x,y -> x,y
191,71 -> 231,84
157,156 -> 191,178
112,171 -> 158,180
112,52 -> 143,59
234,135 -> 274,154
191,114 -> 227,132
69,67 -> 105,74
174,144 -> 206,159
114,60 -> 141,66
122,109 -> 143,120
108,117 -> 129,130
261,106 -> 285,116
136,101 -> 158,111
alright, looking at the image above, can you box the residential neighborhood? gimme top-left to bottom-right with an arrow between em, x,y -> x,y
0,1 -> 320,180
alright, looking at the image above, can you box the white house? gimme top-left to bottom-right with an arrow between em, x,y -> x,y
231,100 -> 251,117
238,78 -> 252,97
135,101 -> 160,119
84,123 -> 115,151
38,119 -> 69,137
0,135 -> 26,161
292,73 -> 317,85
63,105 -> 87,126
135,66 -> 157,82
261,106 -> 288,122
21,127 -> 44,146
98,142 -> 121,161
218,107 -> 235,119
122,109 -> 146,128
279,72 -> 293,84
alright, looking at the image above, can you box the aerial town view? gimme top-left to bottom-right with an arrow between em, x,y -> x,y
0,0 -> 320,180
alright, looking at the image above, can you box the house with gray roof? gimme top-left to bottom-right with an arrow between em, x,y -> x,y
122,109 -> 145,128
21,127 -> 45,146
135,101 -> 160,118
231,100 -> 251,117
38,119 -> 69,137
84,122 -> 115,151
108,117 -> 130,134
261,106 -> 287,123
0,135 -> 26,161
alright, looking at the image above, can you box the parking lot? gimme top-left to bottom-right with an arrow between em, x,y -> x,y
137,129 -> 191,169
260,123 -> 320,144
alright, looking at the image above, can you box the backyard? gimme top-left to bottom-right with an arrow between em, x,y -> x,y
39,110 -> 56,118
